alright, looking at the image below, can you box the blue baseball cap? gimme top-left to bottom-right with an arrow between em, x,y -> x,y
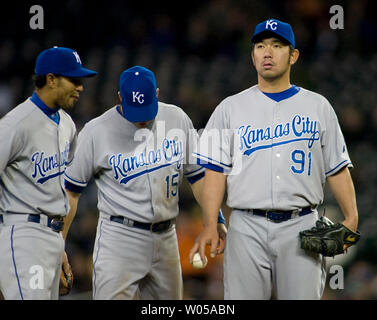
251,19 -> 295,48
119,66 -> 158,122
35,46 -> 97,77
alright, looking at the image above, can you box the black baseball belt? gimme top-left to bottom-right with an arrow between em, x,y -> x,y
234,206 -> 313,223
28,214 -> 64,232
0,213 -> 64,232
110,215 -> 175,233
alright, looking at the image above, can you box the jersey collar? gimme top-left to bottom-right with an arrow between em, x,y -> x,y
260,85 -> 300,102
30,92 -> 60,124
116,105 -> 155,129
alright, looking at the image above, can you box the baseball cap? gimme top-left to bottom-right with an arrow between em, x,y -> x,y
251,19 -> 295,48
119,66 -> 158,122
35,46 -> 97,77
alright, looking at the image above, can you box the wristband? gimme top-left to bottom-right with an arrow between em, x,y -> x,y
217,208 -> 226,225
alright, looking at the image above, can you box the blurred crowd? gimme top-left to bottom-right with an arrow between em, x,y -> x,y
1,0 -> 377,300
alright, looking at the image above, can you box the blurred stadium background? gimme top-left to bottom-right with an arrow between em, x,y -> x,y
1,0 -> 377,300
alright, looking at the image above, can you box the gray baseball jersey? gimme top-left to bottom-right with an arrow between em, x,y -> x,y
0,96 -> 76,216
64,102 -> 204,299
194,85 -> 352,299
65,102 -> 204,223
0,93 -> 76,300
194,85 -> 352,210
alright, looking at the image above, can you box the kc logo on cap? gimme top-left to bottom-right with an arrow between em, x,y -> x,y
132,92 -> 145,104
119,66 -> 158,122
265,19 -> 278,31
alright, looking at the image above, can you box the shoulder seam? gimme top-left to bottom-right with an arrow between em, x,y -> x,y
82,107 -> 118,132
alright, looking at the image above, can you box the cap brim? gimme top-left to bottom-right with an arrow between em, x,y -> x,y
122,102 -> 158,122
60,67 -> 97,78
252,30 -> 293,47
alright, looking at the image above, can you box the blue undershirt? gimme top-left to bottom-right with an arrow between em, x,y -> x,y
30,92 -> 60,124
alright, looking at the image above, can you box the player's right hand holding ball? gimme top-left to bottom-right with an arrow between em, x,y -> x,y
191,252 -> 208,269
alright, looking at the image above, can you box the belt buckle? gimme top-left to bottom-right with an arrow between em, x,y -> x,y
266,211 -> 290,223
265,210 -> 272,221
291,209 -> 300,219
124,218 -> 134,227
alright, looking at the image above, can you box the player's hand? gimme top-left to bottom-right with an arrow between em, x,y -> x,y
216,223 -> 227,254
189,225 -> 219,265
61,251 -> 73,282
60,251 -> 74,296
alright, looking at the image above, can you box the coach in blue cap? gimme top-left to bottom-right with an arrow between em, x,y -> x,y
118,66 -> 158,125
62,64 -> 227,300
0,47 -> 97,299
33,46 -> 97,112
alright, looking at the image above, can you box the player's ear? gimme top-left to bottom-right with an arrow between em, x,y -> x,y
156,88 -> 159,98
46,73 -> 57,88
290,49 -> 300,65
118,91 -> 122,103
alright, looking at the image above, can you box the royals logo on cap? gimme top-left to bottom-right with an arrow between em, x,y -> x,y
251,19 -> 295,48
132,91 -> 145,104
265,19 -> 278,31
119,66 -> 158,122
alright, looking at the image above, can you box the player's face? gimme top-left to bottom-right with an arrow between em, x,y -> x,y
252,38 -> 297,81
54,76 -> 84,110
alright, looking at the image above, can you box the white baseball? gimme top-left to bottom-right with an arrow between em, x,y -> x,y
191,253 -> 208,269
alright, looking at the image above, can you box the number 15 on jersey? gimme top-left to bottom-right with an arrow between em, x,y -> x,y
165,173 -> 179,198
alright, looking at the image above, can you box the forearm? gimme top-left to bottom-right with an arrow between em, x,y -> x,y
189,169 -> 227,260
327,167 -> 358,229
190,174 -> 226,225
190,176 -> 204,206
62,190 -> 81,240
201,169 -> 227,228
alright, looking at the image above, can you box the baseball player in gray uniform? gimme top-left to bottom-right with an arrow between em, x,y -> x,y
0,47 -> 97,299
63,66 -> 226,300
190,19 -> 359,299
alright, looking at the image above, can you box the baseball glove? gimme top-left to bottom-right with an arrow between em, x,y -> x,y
59,268 -> 73,296
299,216 -> 361,257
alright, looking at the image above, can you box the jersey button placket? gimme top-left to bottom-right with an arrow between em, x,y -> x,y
272,103 -> 282,208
